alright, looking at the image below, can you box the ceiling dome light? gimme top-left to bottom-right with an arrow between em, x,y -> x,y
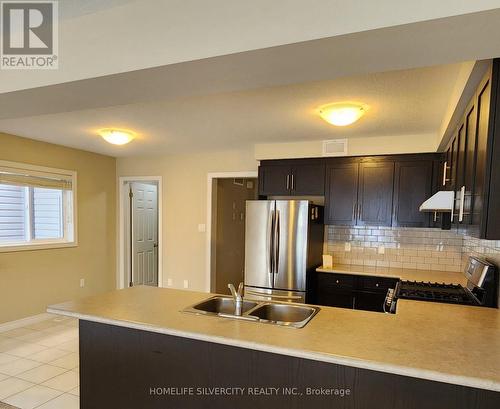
99,129 -> 135,145
318,102 -> 367,126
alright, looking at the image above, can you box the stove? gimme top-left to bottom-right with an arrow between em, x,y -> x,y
383,257 -> 497,314
394,281 -> 479,305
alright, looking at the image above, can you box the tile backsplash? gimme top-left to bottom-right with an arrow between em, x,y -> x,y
325,225 -> 500,272
462,236 -> 500,268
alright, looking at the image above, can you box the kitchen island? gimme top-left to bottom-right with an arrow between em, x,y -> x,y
48,283 -> 500,409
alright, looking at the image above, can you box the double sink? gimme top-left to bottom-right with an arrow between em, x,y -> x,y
183,296 -> 319,329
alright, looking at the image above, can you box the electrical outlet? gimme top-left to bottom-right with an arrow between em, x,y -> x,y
198,224 -> 206,233
378,246 -> 385,255
344,242 -> 351,252
167,278 -> 173,286
80,278 -> 85,288
183,280 -> 189,289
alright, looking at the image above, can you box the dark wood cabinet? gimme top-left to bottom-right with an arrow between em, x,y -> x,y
354,292 -> 387,312
81,320 -> 500,409
262,154 -> 441,228
291,162 -> 325,195
443,145 -> 452,189
484,61 -> 500,239
312,272 -> 398,313
325,153 -> 445,227
392,160 -> 433,227
324,162 -> 358,225
462,103 -> 477,229
258,160 -> 325,196
453,123 -> 466,231
471,75 -> 492,236
443,59 -> 500,239
449,135 -> 458,189
314,272 -> 355,309
258,163 -> 291,196
357,161 -> 394,227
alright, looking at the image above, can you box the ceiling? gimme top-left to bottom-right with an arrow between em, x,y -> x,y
2,0 -> 498,94
0,63 -> 464,157
1,6 -> 499,158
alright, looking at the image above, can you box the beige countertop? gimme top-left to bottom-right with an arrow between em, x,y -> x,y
48,284 -> 500,392
317,264 -> 467,284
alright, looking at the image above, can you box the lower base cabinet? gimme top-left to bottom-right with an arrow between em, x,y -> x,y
354,291 -> 388,312
310,272 -> 398,313
316,290 -> 354,309
80,320 -> 500,409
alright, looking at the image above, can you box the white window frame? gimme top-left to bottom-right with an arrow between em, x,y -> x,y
0,160 -> 77,253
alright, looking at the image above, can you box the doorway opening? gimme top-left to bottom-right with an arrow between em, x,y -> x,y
208,174 -> 258,294
118,177 -> 162,289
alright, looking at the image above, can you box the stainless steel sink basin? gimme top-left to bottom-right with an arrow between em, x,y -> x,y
185,296 -> 258,316
182,296 -> 319,328
247,303 -> 319,328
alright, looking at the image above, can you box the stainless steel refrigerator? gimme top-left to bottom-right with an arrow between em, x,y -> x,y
244,200 -> 324,303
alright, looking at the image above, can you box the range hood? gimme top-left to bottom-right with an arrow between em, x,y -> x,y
419,191 -> 454,213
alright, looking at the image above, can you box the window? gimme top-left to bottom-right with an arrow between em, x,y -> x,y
0,161 -> 76,251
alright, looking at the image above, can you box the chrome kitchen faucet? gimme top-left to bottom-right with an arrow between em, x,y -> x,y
228,282 -> 244,315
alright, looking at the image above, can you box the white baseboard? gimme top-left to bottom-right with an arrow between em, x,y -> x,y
0,313 -> 52,333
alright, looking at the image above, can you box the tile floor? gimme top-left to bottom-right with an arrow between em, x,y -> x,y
0,315 -> 79,409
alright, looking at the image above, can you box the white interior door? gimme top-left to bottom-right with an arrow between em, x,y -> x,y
131,182 -> 158,286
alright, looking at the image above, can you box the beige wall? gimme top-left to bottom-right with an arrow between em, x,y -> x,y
254,134 -> 437,160
117,149 -> 258,292
0,133 -> 116,323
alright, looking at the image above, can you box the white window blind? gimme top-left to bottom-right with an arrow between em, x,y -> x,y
0,184 -> 27,243
33,188 -> 63,239
0,160 -> 76,251
0,167 -> 72,190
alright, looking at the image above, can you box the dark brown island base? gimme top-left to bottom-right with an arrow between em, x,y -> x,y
80,320 -> 499,409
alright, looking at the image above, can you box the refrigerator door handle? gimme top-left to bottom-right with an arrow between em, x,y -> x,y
273,210 -> 280,276
245,290 -> 303,300
268,209 -> 275,275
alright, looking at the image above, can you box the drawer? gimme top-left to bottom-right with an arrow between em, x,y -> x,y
360,276 -> 398,291
317,273 -> 354,290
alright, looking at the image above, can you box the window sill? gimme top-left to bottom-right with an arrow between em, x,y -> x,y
0,241 -> 78,253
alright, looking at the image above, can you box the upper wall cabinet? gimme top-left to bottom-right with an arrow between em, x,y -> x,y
392,160 -> 433,228
323,155 -> 440,227
260,154 -> 442,228
324,162 -> 358,225
258,159 -> 325,196
258,163 -> 291,196
357,161 -> 394,227
444,59 -> 500,239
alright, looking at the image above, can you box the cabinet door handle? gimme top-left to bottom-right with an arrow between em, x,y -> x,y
286,174 -> 290,190
352,203 -> 356,221
357,203 -> 362,221
442,161 -> 450,186
291,174 -> 295,190
459,185 -> 465,222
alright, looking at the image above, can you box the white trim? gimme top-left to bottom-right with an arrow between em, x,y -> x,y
206,171 -> 258,292
117,176 -> 163,289
0,313 -> 52,333
0,242 -> 78,253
